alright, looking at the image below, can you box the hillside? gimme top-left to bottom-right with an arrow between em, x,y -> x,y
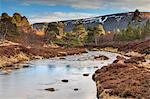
1,10 -> 150,47
33,10 -> 150,34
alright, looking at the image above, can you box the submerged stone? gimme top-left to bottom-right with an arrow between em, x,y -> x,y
61,79 -> 69,83
45,88 -> 55,92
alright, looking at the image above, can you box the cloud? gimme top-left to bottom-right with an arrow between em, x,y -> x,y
17,0 -> 150,11
29,12 -> 98,23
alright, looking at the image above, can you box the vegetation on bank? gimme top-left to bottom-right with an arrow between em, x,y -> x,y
0,44 -> 86,68
93,56 -> 150,99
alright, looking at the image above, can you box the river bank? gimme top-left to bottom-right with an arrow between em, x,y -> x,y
90,40 -> 150,99
0,42 -> 86,72
93,56 -> 150,99
88,39 -> 150,59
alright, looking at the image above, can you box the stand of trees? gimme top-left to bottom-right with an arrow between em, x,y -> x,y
51,23 -> 106,47
86,24 -> 105,44
114,20 -> 150,41
0,13 -> 20,40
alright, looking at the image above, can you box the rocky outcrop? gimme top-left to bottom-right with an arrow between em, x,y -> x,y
93,56 -> 150,99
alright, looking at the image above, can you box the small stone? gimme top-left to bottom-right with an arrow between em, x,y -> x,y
59,57 -> 66,59
94,66 -> 98,68
6,64 -> 13,67
22,65 -> 30,68
113,60 -> 119,63
91,48 -> 99,51
66,65 -> 70,68
83,73 -> 89,76
74,88 -> 79,91
14,67 -> 20,69
45,88 -> 55,92
94,55 -> 109,60
61,79 -> 69,83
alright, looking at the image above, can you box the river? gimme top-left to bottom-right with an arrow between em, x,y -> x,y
0,51 -> 119,99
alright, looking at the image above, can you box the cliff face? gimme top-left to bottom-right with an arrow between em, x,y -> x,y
32,11 -> 150,34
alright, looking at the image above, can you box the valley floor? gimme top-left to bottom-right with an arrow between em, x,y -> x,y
0,39 -> 150,99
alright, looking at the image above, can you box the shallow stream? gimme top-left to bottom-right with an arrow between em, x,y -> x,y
0,51 -> 119,99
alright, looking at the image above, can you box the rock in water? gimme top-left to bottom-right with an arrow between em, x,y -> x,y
83,73 -> 89,76
74,88 -> 79,91
94,55 -> 109,60
45,88 -> 55,92
61,79 -> 69,83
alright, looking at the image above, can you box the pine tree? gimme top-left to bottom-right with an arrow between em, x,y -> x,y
94,24 -> 105,36
73,23 -> 87,43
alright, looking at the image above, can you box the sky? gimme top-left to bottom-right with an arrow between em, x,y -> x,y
1,0 -> 150,23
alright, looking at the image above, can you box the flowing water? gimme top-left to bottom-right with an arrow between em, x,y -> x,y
0,51 -> 119,99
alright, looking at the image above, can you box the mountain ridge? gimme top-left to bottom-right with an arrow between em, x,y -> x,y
33,10 -> 150,35
33,11 -> 150,24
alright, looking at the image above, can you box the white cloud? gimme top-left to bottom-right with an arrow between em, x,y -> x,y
18,0 -> 150,11
29,12 -> 98,23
